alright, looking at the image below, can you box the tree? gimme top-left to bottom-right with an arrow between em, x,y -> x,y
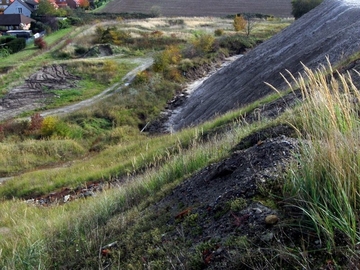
243,14 -> 255,37
78,0 -> 90,9
36,0 -> 57,16
291,0 -> 323,19
233,15 -> 246,32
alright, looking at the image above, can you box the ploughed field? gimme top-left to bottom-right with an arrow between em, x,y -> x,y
101,0 -> 293,18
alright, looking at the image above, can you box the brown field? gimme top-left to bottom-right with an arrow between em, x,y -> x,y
101,0 -> 293,18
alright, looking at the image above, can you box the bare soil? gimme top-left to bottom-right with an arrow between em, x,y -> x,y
0,58 -> 153,121
0,65 -> 80,121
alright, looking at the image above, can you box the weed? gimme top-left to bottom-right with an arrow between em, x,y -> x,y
229,197 -> 247,212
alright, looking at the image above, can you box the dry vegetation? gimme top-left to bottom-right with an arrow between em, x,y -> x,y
1,14 -> 360,269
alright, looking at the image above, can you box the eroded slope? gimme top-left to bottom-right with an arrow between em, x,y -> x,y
170,0 -> 360,130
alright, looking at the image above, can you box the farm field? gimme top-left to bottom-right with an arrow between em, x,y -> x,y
101,0 -> 293,18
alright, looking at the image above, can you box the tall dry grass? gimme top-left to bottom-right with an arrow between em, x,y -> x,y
284,62 -> 360,250
0,118 -> 266,268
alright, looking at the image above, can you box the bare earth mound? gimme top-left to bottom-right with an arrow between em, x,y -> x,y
101,0 -> 292,18
169,0 -> 360,131
0,65 -> 80,121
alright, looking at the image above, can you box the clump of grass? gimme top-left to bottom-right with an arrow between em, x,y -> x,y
0,139 -> 85,176
284,62 -> 360,250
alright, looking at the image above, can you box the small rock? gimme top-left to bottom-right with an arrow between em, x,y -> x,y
63,195 -> 71,203
265,214 -> 279,225
261,232 -> 274,242
253,208 -> 263,214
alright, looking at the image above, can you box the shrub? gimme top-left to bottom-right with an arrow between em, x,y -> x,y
165,67 -> 183,82
0,35 -> 16,43
94,26 -> 131,45
191,33 -> 215,54
5,37 -> 26,53
133,70 -> 151,85
214,29 -> 224,36
179,58 -> 195,73
58,19 -> 70,29
153,45 -> 182,73
29,113 -> 44,131
34,37 -> 47,49
41,116 -> 58,137
291,0 -> 323,19
0,47 -> 10,58
150,5 -> 161,17
218,34 -> 256,54
41,116 -> 70,137
233,15 -> 246,32
101,60 -> 119,84
167,19 -> 185,26
0,119 -> 29,137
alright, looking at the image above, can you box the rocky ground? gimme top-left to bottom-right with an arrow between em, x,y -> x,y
148,133 -> 302,268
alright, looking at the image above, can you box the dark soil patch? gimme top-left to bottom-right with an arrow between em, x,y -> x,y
0,64 -> 80,121
141,135 -> 311,268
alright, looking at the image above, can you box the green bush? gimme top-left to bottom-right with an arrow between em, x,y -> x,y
291,0 -> 323,19
58,19 -> 70,29
214,28 -> 224,36
191,33 -> 215,55
0,35 -> 16,43
0,47 -> 10,58
5,37 -> 26,53
218,34 -> 256,54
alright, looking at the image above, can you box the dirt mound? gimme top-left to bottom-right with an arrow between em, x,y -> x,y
149,135 -> 301,268
169,0 -> 360,131
101,0 -> 292,18
0,65 -> 80,121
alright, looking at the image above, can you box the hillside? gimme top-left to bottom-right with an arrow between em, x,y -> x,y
1,0 -> 360,268
101,0 -> 293,17
169,0 -> 360,130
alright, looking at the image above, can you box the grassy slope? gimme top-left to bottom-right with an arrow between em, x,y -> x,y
2,17 -> 359,269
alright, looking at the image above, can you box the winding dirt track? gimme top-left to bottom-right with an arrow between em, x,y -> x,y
40,58 -> 153,118
0,58 -> 153,121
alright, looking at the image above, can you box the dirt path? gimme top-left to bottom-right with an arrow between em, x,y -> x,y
0,57 -> 153,121
40,57 -> 153,118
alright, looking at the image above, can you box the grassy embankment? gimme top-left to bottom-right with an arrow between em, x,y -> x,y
2,59 -> 360,268
5,16 -> 352,269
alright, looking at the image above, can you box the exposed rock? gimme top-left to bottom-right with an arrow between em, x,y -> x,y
265,214 -> 279,225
